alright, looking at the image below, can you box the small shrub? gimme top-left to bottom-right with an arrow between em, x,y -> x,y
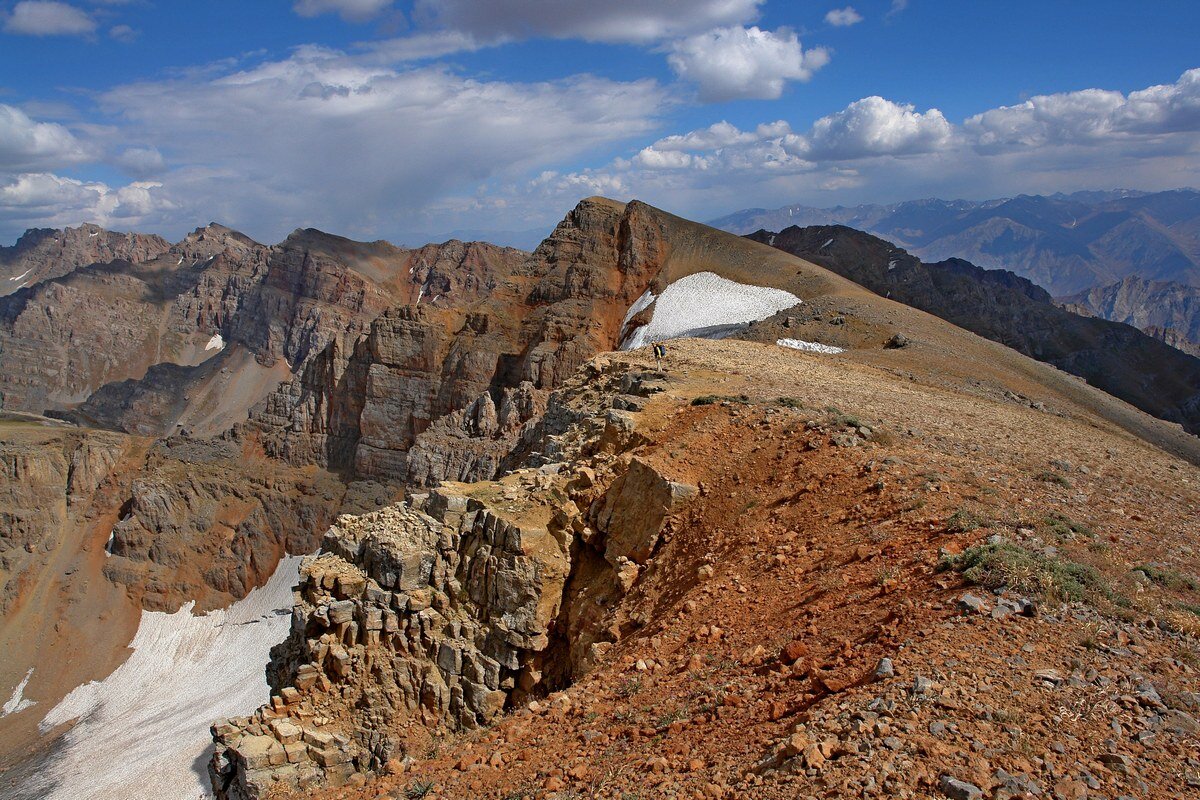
835,413 -> 864,429
946,508 -> 983,533
691,394 -> 750,406
775,396 -> 804,409
406,782 -> 435,800
940,542 -> 1107,604
1044,513 -> 1095,540
1134,564 -> 1200,592
871,428 -> 897,447
616,677 -> 643,697
1035,471 -> 1073,489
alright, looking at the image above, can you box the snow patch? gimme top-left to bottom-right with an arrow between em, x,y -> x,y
776,338 -> 844,355
88,231 -> 99,237
820,238 -> 834,249
887,259 -> 897,271
2,668 -> 35,717
619,272 -> 800,351
105,531 -> 114,557
204,333 -> 225,352
36,557 -> 301,800
618,289 -> 656,345
176,257 -> 183,266
8,269 -> 31,282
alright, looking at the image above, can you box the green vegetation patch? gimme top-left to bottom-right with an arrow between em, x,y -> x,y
691,394 -> 751,406
1044,513 -> 1095,540
1034,471 -> 1073,488
940,542 -> 1108,604
946,507 -> 984,533
1134,564 -> 1200,592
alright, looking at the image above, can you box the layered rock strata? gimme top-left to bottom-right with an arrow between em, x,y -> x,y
209,364 -> 695,797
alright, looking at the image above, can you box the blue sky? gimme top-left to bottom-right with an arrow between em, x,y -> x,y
1,0 -> 1198,245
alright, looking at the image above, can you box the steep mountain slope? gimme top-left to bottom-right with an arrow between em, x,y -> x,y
746,224 -> 1200,437
713,190 -> 1200,295
1061,276 -> 1200,356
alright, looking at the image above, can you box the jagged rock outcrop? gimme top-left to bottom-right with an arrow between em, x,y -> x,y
209,487 -> 573,797
0,223 -> 171,296
208,361 -> 694,798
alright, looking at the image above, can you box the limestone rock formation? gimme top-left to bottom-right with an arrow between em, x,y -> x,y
209,487 -> 573,797
208,360 -> 696,797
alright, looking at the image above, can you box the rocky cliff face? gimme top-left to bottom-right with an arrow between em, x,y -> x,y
748,225 -> 1200,435
0,419 -> 129,614
0,223 -> 171,296
1060,275 -> 1200,356
249,197 -> 673,486
208,362 -> 690,797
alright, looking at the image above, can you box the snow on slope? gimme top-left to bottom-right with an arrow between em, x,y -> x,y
8,269 -> 31,282
2,668 -> 35,717
777,338 -> 844,355
205,333 -> 225,351
621,272 -> 800,350
36,557 -> 300,800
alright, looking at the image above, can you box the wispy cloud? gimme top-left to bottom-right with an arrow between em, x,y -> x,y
3,1 -> 96,37
824,7 -> 863,27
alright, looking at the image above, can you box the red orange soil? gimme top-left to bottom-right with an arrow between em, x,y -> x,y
295,338 -> 1200,800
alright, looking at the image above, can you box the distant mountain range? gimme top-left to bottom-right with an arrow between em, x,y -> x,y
713,189 -> 1200,297
1061,276 -> 1200,357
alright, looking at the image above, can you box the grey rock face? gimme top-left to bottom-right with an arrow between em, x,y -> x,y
210,490 -> 571,797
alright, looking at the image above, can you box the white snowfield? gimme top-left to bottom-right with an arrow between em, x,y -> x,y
777,338 -> 845,354
2,668 -> 36,717
620,272 -> 801,350
36,557 -> 300,800
205,333 -> 225,352
8,269 -> 31,282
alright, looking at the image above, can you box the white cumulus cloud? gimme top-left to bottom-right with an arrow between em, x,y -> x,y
3,0 -> 95,36
798,96 -> 954,159
967,68 -> 1200,148
0,104 -> 91,171
668,26 -> 830,102
824,6 -> 863,26
651,121 -> 758,152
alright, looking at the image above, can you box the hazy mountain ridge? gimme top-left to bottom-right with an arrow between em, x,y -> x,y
1060,275 -> 1200,356
715,189 -> 1200,296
